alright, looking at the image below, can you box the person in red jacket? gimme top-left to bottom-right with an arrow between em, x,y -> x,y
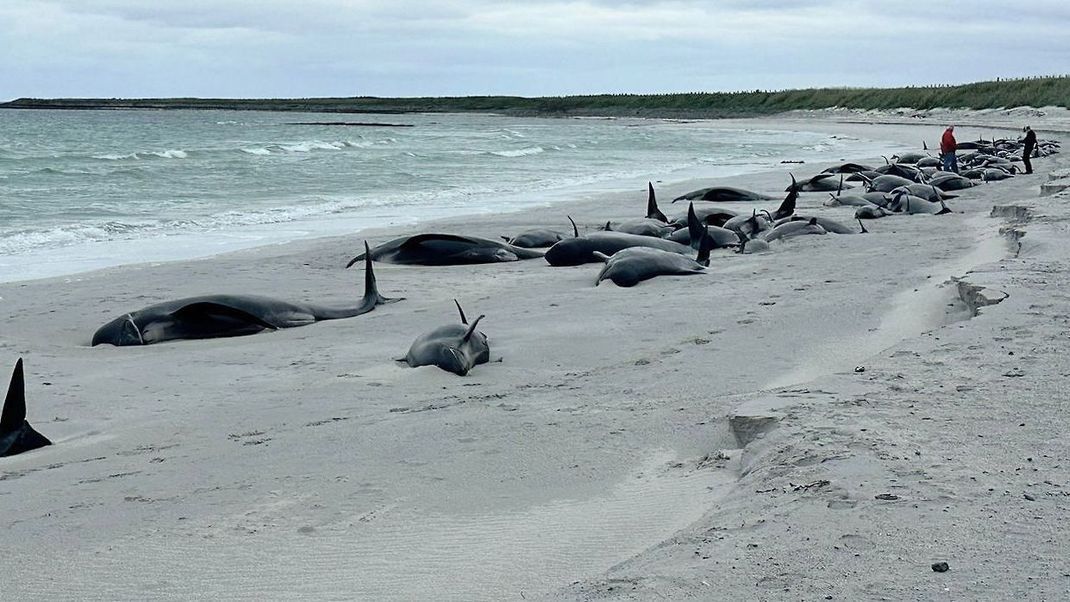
940,125 -> 958,173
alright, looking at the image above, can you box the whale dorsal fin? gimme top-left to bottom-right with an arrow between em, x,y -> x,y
454,299 -> 468,325
646,182 -> 668,223
592,251 -> 611,263
696,225 -> 713,266
462,315 -> 485,343
686,202 -> 703,248
362,240 -> 402,306
567,215 -> 578,238
603,221 -> 612,232
2,359 -> 25,431
808,217 -> 818,226
774,179 -> 798,220
858,218 -> 868,234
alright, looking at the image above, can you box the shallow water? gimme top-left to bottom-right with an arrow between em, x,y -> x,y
0,110 -> 892,282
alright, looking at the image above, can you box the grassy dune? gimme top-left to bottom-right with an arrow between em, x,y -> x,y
4,75 -> 1068,118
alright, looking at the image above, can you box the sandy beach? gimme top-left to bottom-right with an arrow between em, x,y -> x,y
1,113 -> 1068,600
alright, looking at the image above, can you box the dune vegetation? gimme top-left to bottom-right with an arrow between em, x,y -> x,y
4,75 -> 1068,118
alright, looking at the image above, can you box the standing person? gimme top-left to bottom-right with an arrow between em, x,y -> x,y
1021,126 -> 1038,174
940,125 -> 958,173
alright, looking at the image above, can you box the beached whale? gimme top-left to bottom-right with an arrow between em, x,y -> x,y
760,217 -> 827,242
774,215 -> 862,234
601,218 -> 675,238
890,184 -> 955,202
503,217 -> 578,248
855,205 -> 891,220
672,186 -> 775,203
736,230 -> 770,254
927,173 -> 975,191
92,243 -> 401,346
722,210 -> 772,238
873,164 -> 923,181
824,192 -> 878,208
865,174 -> 916,193
822,162 -> 873,174
346,234 -> 544,267
891,151 -> 928,165
669,205 -> 739,229
790,173 -> 852,193
1,359 -> 52,457
888,192 -> 952,215
545,231 -> 694,266
402,301 -> 489,376
667,202 -> 740,249
594,240 -> 710,287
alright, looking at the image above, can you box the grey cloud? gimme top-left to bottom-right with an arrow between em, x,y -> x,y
2,0 -> 1068,98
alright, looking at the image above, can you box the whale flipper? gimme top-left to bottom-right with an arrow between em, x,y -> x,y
462,315 -> 486,343
1,359 -> 52,458
454,299 -> 468,325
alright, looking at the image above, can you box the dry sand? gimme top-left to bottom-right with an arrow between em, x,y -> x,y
1,114 -> 1067,600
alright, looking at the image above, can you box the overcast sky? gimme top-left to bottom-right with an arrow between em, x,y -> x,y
2,0 -> 1068,99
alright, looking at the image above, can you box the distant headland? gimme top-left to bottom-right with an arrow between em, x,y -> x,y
3,75 -> 1067,119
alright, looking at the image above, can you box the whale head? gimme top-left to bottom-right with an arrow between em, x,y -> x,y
92,313 -> 146,346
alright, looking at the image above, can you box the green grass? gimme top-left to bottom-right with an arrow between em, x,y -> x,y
4,75 -> 1068,118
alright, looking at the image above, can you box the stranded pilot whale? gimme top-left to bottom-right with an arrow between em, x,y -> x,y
92,242 -> 401,346
346,234 -> 544,266
402,300 -> 490,376
594,228 -> 713,287
2,359 -> 52,457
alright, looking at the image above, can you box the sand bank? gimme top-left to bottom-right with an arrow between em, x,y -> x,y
0,115 -> 1065,600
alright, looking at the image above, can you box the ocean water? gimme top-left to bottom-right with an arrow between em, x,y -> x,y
0,109 -> 890,282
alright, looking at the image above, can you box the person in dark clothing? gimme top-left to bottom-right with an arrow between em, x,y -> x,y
1022,126 -> 1037,174
940,125 -> 958,173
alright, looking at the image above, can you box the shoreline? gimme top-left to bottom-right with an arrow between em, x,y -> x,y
1,116 -> 906,285
0,117 -> 924,286
1,114 -> 1066,599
